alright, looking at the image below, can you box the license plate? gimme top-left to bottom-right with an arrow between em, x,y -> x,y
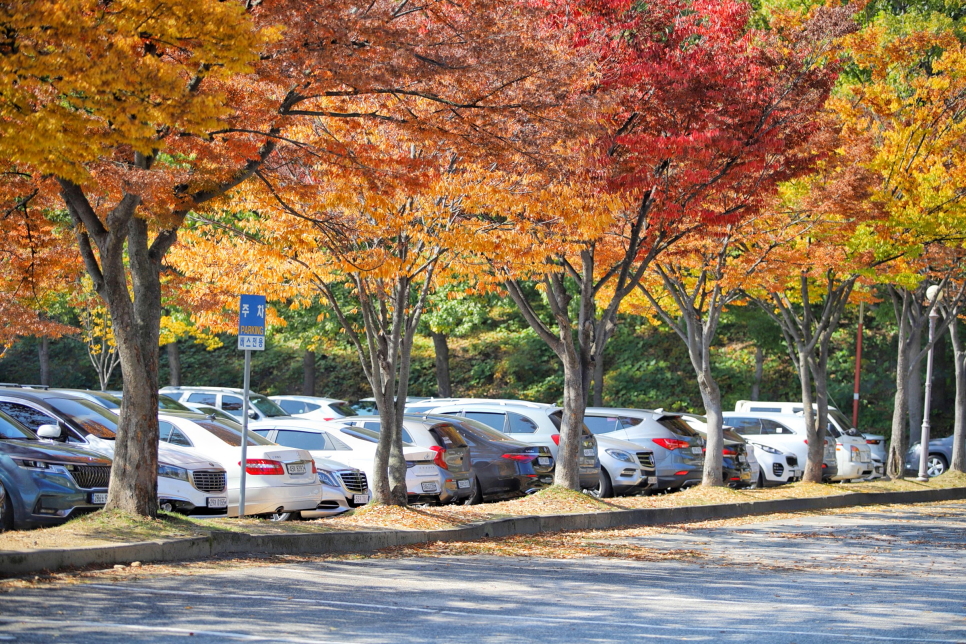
413,464 -> 437,476
353,494 -> 369,504
457,479 -> 471,489
738,455 -> 747,462
583,448 -> 595,457
90,492 -> 107,505
647,476 -> 658,485
287,463 -> 307,475
538,457 -> 550,465
691,446 -> 703,454
421,482 -> 438,492
741,471 -> 752,480
207,497 -> 228,508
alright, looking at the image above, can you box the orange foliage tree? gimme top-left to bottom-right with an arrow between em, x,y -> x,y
0,0 -> 582,514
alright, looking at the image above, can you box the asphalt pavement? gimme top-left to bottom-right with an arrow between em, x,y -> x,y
1,501 -> 965,643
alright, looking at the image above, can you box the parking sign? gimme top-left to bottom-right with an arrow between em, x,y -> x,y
238,294 -> 266,351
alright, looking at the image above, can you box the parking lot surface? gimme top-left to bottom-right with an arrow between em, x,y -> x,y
1,501 -> 965,643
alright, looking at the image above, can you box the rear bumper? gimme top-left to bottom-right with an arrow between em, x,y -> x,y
229,482 -> 322,517
302,485 -> 351,518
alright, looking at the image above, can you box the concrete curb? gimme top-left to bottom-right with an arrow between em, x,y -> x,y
3,486 -> 965,577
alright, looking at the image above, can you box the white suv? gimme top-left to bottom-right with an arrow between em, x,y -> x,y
722,412 -> 839,480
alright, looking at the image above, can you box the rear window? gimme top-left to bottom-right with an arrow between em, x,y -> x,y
195,420 -> 275,447
452,418 -> 516,442
656,416 -> 699,438
548,410 -> 593,436
274,430 -> 333,451
250,395 -> 288,417
46,398 -> 118,439
186,392 -> 216,406
158,395 -> 191,411
329,402 -> 357,417
429,423 -> 468,449
464,411 -> 506,431
339,426 -> 415,447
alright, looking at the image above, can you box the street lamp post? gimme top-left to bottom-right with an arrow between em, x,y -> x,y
917,287 -> 942,481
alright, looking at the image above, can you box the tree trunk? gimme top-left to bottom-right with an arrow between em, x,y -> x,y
751,345 -> 764,401
557,350 -> 586,490
908,325 -> 923,447
799,351 -> 824,483
592,350 -> 605,407
697,367 -> 724,487
431,332 -> 451,398
39,336 -> 50,386
887,290 -> 914,479
949,317 -> 966,473
302,349 -> 315,396
166,341 -> 181,387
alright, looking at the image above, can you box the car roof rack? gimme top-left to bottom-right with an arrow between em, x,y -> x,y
0,383 -> 49,389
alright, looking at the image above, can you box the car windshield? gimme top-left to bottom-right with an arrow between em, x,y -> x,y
828,408 -> 855,432
251,395 -> 288,418
158,395 -> 191,411
87,393 -> 122,410
0,411 -> 37,440
46,397 -> 118,439
195,420 -> 275,447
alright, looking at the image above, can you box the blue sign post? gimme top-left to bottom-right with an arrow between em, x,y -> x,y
237,294 -> 266,517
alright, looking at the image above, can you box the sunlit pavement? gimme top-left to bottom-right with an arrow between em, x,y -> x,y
1,502 -> 965,643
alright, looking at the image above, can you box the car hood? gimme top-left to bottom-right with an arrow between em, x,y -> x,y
0,439 -> 112,465
313,456 -> 360,472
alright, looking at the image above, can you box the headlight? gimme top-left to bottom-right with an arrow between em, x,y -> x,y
317,470 -> 340,487
13,459 -> 51,470
158,464 -> 189,482
850,446 -> 860,462
752,444 -> 782,455
605,449 -> 634,463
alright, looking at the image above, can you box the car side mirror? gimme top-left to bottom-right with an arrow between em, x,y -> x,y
845,428 -> 860,437
37,424 -> 63,439
248,410 -> 257,419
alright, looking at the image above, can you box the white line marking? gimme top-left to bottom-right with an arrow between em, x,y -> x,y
80,584 -> 966,643
0,616 -> 328,643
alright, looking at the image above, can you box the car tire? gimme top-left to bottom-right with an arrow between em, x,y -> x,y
927,454 -> 948,477
756,470 -> 766,489
463,477 -> 483,505
268,511 -> 299,522
588,468 -> 614,499
0,480 -> 12,532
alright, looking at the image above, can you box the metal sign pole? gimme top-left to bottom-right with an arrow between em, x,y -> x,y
239,348 -> 251,516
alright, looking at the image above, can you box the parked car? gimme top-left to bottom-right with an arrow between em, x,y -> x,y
251,419 -> 455,504
269,395 -> 358,421
157,410 -> 321,519
336,415 -> 472,495
678,413 -> 754,487
420,400 -> 601,491
583,408 -> 705,491
0,388 -> 230,514
722,412 -> 838,481
743,441 -> 801,487
0,409 -> 110,530
906,436 -> 955,477
734,400 -> 886,463
182,403 -> 240,423
160,386 -> 290,422
307,456 -> 371,517
53,389 -> 122,411
351,397 -> 429,415
824,419 -> 874,481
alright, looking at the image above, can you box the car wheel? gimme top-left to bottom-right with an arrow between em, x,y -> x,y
0,480 -> 12,532
756,470 -> 766,489
927,454 -> 948,477
268,511 -> 299,522
587,468 -> 614,499
463,477 -> 483,505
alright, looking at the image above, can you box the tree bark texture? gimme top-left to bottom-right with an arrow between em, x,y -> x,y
950,316 -> 966,473
60,184 -> 165,516
166,341 -> 181,387
592,351 -> 605,407
39,336 -> 50,386
431,332 -> 452,398
302,349 -> 315,396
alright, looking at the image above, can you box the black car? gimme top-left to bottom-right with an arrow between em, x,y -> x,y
0,409 -> 110,531
417,414 -> 555,503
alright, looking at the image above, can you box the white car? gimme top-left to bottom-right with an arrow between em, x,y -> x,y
250,417 -> 454,504
269,395 -> 358,422
306,456 -> 371,514
723,412 -> 838,480
158,411 -> 321,519
745,441 -> 801,486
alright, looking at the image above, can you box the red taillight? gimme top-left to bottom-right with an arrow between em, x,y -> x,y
310,461 -> 318,474
866,439 -> 880,444
323,417 -> 334,421
729,477 -> 740,481
502,454 -> 536,462
723,448 -> 736,456
238,459 -> 284,476
428,445 -> 449,470
551,434 -> 560,446
652,438 -> 690,450
674,470 -> 688,476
